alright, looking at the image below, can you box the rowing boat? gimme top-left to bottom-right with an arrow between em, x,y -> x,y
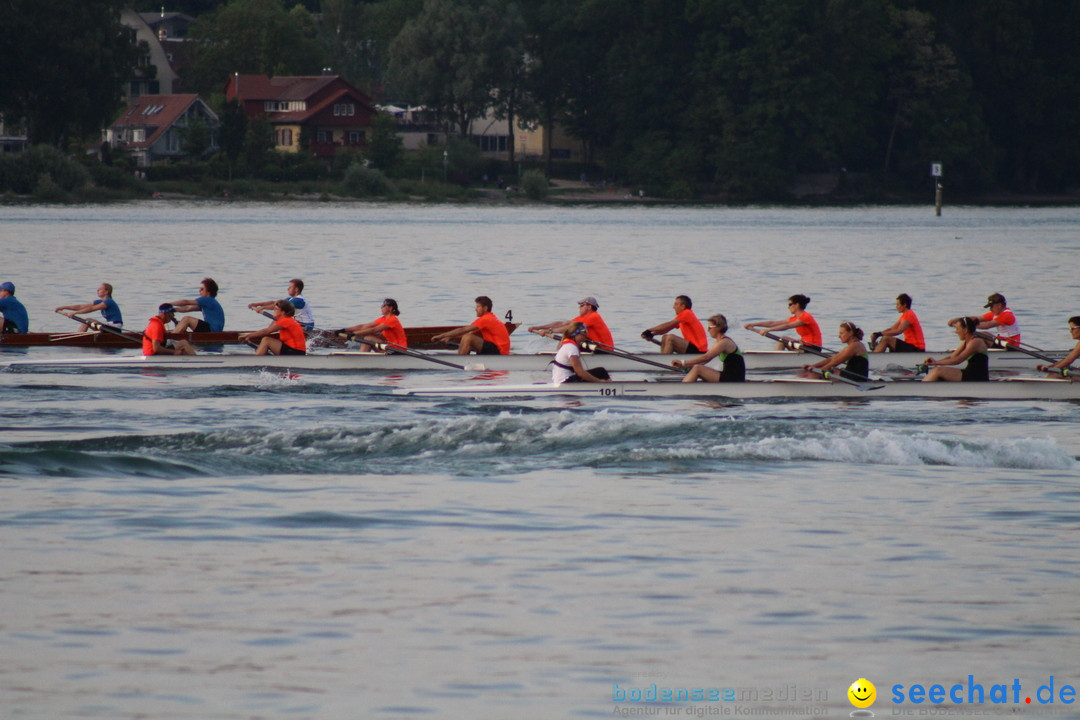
395,377 -> 1080,401
1,348 -> 1064,373
0,322 -> 520,350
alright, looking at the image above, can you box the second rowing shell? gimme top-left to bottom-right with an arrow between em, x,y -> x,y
2,348 -> 1065,373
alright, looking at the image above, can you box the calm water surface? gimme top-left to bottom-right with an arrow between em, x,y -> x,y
1,203 -> 1079,719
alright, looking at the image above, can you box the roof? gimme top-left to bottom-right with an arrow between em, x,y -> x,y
110,94 -> 209,149
228,74 -> 342,102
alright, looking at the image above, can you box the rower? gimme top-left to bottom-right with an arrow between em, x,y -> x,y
144,304 -> 196,356
551,322 -> 610,385
529,296 -> 614,349
805,322 -> 869,381
248,278 -> 314,331
949,292 -> 1020,347
239,300 -> 306,356
871,293 -> 925,353
431,296 -> 511,355
641,295 -> 707,354
672,313 -> 745,383
1036,316 -> 1080,378
0,280 -> 29,334
55,283 -> 123,331
339,298 -> 407,351
744,294 -> 822,350
923,316 -> 988,382
170,277 -> 225,334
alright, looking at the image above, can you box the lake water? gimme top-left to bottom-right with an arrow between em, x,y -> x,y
2,202 -> 1080,719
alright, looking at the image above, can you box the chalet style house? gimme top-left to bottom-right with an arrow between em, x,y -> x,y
105,94 -> 219,166
224,74 -> 376,157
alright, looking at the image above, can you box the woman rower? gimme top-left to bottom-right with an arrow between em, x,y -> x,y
1035,316 -> 1080,378
551,322 -> 610,385
922,316 -> 988,382
239,300 -> 307,356
805,322 -> 869,381
672,314 -> 745,383
743,294 -> 823,350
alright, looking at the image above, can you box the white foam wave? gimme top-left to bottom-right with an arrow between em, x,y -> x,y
633,428 -> 1076,470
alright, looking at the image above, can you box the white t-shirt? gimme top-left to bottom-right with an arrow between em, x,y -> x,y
552,342 -> 580,384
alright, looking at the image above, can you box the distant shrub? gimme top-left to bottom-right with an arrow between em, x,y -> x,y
521,169 -> 549,200
32,173 -> 68,201
343,164 -> 397,197
0,145 -> 89,193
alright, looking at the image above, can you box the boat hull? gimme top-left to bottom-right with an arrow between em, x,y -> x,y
1,348 -> 1063,373
0,323 -> 519,350
397,378 -> 1080,401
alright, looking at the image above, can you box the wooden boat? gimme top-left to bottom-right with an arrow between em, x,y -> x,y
1,348 -> 1063,373
395,377 -> 1080,401
0,322 -> 519,350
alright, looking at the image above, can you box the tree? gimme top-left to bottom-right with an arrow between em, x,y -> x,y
217,99 -> 247,180
364,112 -> 404,173
388,0 -> 521,138
180,116 -> 213,159
241,114 -> 275,176
0,0 -> 139,147
185,0 -> 325,96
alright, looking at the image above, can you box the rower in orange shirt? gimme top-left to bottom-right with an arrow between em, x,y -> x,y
743,294 -> 823,349
239,300 -> 307,356
949,292 -> 1021,347
872,293 -> 925,352
431,295 -> 511,355
642,295 -> 708,354
340,298 -> 408,351
529,296 -> 614,349
143,304 -> 196,356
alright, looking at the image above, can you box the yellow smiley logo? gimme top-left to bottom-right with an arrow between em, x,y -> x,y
848,678 -> 876,709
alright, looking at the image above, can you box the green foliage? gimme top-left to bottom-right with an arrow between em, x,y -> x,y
520,169 -> 548,200
0,0 -> 139,147
343,163 -> 398,197
388,0 -> 524,137
364,113 -> 404,173
180,116 -> 213,159
185,0 -> 325,96
0,145 -> 91,194
241,115 -> 275,176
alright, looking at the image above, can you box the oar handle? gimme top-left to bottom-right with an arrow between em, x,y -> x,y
64,312 -> 146,341
808,367 -> 882,391
760,330 -> 834,359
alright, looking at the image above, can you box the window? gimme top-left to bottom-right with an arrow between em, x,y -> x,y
276,128 -> 293,147
348,131 -> 363,144
317,130 -> 331,143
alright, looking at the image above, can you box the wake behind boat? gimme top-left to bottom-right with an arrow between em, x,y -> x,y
1,347 -> 1065,373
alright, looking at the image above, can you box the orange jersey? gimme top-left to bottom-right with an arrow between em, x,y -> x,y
573,311 -> 614,348
375,314 -> 407,347
276,316 -> 306,352
675,308 -> 708,351
790,312 -> 822,346
143,316 -> 166,355
899,309 -> 925,350
473,312 -> 511,354
982,308 -> 1020,344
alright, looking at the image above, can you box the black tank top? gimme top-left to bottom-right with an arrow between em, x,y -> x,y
961,352 -> 989,382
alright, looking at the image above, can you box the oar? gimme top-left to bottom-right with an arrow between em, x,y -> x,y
60,311 -> 145,343
975,332 -> 1075,377
759,330 -> 836,359
807,367 -> 884,391
337,329 -> 469,370
531,329 -> 685,374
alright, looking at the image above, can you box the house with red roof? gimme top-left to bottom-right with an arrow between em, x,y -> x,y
105,94 -> 219,166
224,74 -> 377,158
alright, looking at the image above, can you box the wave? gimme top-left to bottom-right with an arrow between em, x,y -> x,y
2,410 -> 1074,479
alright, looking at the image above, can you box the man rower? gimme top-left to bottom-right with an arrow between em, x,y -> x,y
949,292 -> 1020,347
642,295 -> 707,354
55,283 -> 123,331
0,281 -> 29,334
339,298 -> 407,351
239,300 -> 306,356
871,293 -> 925,353
529,296 -> 614,348
431,296 -> 511,355
170,277 -> 225,334
143,304 -> 195,356
248,278 -> 314,330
